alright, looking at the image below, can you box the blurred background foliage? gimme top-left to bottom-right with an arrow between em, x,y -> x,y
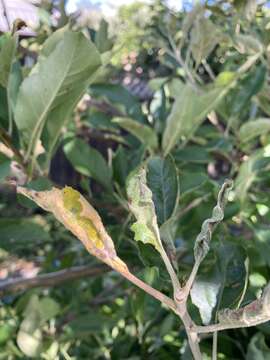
1,0 -> 270,358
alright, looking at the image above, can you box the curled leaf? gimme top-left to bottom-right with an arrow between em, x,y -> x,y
218,283 -> 270,328
194,180 -> 233,262
17,186 -> 128,274
126,168 -> 162,253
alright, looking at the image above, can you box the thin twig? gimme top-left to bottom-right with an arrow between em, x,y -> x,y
121,270 -> 177,313
179,305 -> 202,360
0,127 -> 25,166
202,59 -> 216,81
0,264 -> 109,295
159,246 -> 182,302
196,314 -> 270,334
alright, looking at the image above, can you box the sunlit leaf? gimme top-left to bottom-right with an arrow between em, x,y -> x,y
14,31 -> 101,165
190,271 -> 220,325
16,295 -> 60,358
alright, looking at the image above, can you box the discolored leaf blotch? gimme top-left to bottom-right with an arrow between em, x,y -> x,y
218,283 -> 270,328
17,186 -> 128,274
126,168 -> 163,253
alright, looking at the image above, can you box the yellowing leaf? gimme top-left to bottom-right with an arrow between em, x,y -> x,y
126,168 -> 162,252
17,186 -> 128,274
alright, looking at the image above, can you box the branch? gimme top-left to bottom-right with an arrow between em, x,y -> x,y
121,271 -> 177,313
0,264 -> 109,295
197,283 -> 270,334
0,127 -> 25,166
168,181 -> 233,359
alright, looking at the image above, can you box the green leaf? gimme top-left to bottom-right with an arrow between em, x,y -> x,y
191,242 -> 248,325
67,313 -> 115,338
17,317 -> 42,358
86,109 -> 118,131
63,137 -> 112,190
39,298 -> 60,324
113,145 -> 129,186
9,61 -> 23,113
190,17 -> 222,67
17,177 -> 53,209
174,145 -> 212,163
234,34 -> 263,55
180,171 -> 208,194
40,25 -> 67,59
239,118 -> 270,143
0,324 -> 14,345
147,155 -> 179,225
17,295 -> 60,358
126,168 -> 162,253
113,117 -> 158,150
90,83 -> 144,122
162,83 -> 230,155
0,218 -> 51,250
257,87 -> 270,116
235,148 -> 270,202
181,3 -> 204,41
247,333 -> 270,360
0,34 -> 16,88
159,217 -> 178,270
216,242 -> 248,310
148,77 -> 168,91
0,86 -> 9,129
95,19 -> 113,53
14,31 -> 101,164
230,65 -> 266,119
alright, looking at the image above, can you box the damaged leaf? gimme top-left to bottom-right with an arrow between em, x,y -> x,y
17,186 -> 128,274
194,180 -> 233,262
218,283 -> 270,328
126,168 -> 163,253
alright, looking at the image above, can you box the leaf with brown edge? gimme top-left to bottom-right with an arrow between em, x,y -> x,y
17,186 -> 128,274
218,283 -> 270,328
